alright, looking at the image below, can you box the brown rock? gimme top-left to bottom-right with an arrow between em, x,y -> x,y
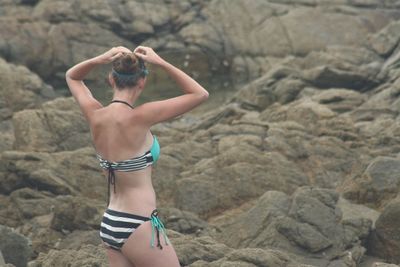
0,57 -> 55,115
0,224 -> 32,267
12,97 -> 91,152
342,156 -> 400,208
368,198 -> 400,264
32,244 -> 107,267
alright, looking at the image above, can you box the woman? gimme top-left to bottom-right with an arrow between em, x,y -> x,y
66,45 -> 209,267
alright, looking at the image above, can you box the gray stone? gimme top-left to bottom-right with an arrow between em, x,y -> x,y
368,198 -> 400,264
311,89 -> 365,113
30,244 -> 107,267
215,187 -> 370,264
160,207 -> 209,235
171,231 -> 232,266
369,20 -> 400,57
0,225 -> 32,267
302,66 -> 379,91
12,97 -> 91,152
342,156 -> 400,208
0,250 -> 5,265
175,150 -> 308,216
0,57 -> 55,114
50,196 -> 104,232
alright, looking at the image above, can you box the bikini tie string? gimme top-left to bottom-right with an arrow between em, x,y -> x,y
106,163 -> 116,205
150,209 -> 170,249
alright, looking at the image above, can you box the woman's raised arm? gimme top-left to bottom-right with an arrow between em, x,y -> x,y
134,46 -> 209,125
65,46 -> 131,120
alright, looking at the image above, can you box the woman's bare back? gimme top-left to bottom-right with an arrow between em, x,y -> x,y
90,104 -> 157,215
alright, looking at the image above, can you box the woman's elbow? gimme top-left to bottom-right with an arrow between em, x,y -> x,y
202,90 -> 209,101
65,69 -> 72,80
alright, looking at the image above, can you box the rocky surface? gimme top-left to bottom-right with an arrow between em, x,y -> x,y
1,0 -> 400,267
367,198 -> 400,264
0,225 -> 31,267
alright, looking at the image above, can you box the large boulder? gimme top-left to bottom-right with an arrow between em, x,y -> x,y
214,187 -> 372,266
0,148 -> 105,199
342,156 -> 400,208
12,97 -> 91,152
368,198 -> 400,264
0,225 -> 32,267
173,115 -> 309,216
159,207 -> 209,235
50,196 -> 104,232
0,57 -> 56,151
31,244 -> 107,267
311,89 -> 366,113
368,20 -> 400,57
189,248 -> 317,267
0,57 -> 55,115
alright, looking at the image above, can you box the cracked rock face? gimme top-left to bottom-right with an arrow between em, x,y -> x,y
1,1 -> 400,267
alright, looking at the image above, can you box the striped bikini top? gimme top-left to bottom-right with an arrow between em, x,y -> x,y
96,135 -> 160,204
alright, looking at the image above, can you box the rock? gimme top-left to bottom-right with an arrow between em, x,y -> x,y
0,250 -> 5,265
175,150 -> 308,216
0,225 -> 32,267
152,136 -> 215,203
0,57 -> 55,116
368,198 -> 400,264
342,156 -> 400,208
160,207 -> 209,235
311,89 -> 365,113
56,230 -> 102,250
215,187 -> 371,265
0,18 -> 129,82
32,1 -> 77,23
302,66 -> 379,91
0,148 -> 105,199
0,120 -> 14,152
50,196 -> 104,232
17,214 -> 63,256
261,98 -> 336,126
372,263 -> 400,267
280,8 -> 388,56
31,244 -> 107,267
171,231 -> 232,266
233,67 -> 302,110
278,216 -> 333,253
189,248 -> 315,267
359,77 -> 400,111
337,197 -> 380,227
9,188 -> 57,220
369,20 -> 400,57
12,97 -> 91,152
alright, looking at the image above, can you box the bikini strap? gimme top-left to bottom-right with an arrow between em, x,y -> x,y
106,163 -> 116,205
150,209 -> 169,249
110,100 -> 134,109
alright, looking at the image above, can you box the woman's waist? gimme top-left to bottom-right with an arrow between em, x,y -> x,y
107,187 -> 157,217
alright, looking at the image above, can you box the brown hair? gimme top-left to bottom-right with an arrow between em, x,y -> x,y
111,53 -> 148,89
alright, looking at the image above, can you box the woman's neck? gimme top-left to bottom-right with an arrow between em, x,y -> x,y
112,87 -> 141,105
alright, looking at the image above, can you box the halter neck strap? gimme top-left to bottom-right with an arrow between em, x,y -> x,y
110,100 -> 134,109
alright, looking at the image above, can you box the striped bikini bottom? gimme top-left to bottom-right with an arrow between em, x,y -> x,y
99,208 -> 169,251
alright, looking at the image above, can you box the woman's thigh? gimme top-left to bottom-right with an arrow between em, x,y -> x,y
121,221 -> 180,267
104,245 -> 135,267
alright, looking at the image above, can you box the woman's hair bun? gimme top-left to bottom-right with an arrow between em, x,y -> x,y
111,52 -> 148,89
113,53 -> 141,74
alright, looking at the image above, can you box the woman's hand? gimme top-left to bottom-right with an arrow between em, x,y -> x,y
96,46 -> 132,64
134,46 -> 165,66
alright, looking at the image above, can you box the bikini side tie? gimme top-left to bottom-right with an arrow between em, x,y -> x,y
106,162 -> 116,205
150,209 -> 170,249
